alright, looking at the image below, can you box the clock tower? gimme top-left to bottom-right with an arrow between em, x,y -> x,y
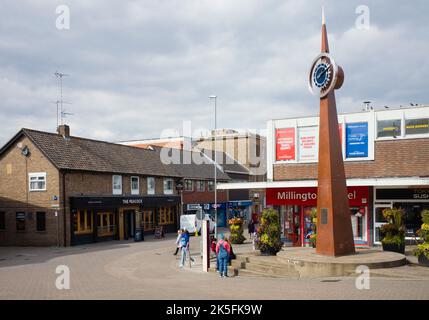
309,9 -> 355,256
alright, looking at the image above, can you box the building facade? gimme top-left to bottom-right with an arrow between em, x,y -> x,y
219,105 -> 429,247
0,126 -> 182,246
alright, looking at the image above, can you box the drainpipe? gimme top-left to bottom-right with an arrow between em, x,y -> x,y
62,171 -> 67,247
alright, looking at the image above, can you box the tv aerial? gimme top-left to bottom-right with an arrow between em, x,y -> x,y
54,71 -> 73,127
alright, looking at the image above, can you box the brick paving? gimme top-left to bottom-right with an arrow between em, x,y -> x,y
0,231 -> 429,300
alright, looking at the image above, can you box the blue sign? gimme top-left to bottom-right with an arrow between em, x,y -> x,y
228,200 -> 253,208
346,122 -> 368,158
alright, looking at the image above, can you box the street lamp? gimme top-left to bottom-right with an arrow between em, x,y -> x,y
209,95 -> 218,239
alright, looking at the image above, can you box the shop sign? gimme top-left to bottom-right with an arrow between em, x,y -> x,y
276,128 -> 295,161
267,186 -> 369,206
405,118 -> 429,135
376,188 -> 429,200
346,122 -> 368,158
122,198 -> 143,205
228,200 -> 253,208
187,204 -> 202,211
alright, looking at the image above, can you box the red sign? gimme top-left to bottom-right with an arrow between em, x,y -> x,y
276,128 -> 295,161
267,186 -> 369,207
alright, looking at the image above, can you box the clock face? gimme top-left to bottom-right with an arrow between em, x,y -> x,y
308,52 -> 341,98
313,62 -> 331,89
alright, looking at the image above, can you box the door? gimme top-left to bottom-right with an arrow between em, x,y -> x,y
123,210 -> 135,239
374,203 -> 392,245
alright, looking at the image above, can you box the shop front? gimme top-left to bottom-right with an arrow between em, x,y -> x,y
184,203 -> 227,227
374,187 -> 429,244
227,200 -> 253,222
70,195 -> 180,245
266,186 -> 371,247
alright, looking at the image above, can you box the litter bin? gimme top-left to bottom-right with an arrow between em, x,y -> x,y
134,228 -> 144,242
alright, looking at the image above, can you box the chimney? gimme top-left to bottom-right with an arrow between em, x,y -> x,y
57,124 -> 70,138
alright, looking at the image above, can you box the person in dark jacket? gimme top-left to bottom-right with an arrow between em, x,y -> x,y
248,219 -> 255,239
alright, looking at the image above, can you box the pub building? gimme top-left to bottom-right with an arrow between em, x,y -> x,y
0,125 -> 182,246
218,105 -> 429,247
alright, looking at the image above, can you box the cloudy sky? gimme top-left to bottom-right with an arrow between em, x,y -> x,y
0,0 -> 428,146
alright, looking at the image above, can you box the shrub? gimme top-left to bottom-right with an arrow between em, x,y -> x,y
414,210 -> 429,259
255,208 -> 283,254
228,217 -> 245,244
380,207 -> 405,246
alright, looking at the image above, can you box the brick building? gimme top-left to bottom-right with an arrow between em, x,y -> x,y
219,105 -> 429,247
0,126 -> 183,246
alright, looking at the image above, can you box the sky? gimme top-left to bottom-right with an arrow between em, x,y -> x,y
0,0 -> 428,146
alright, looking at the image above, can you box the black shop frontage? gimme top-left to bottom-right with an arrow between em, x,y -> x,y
70,195 -> 180,245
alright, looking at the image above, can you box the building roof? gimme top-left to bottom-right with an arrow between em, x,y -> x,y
0,129 -> 180,177
0,128 -> 231,180
195,148 -> 250,175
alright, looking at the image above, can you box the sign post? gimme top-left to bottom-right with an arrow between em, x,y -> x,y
202,220 -> 210,272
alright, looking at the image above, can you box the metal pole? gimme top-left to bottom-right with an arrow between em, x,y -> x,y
214,97 -> 217,239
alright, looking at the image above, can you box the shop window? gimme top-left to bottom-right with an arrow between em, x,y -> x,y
377,119 -> 401,138
184,179 -> 194,192
97,212 -> 116,237
131,176 -> 139,195
147,177 -> 155,195
405,118 -> 429,135
164,178 -> 174,195
142,209 -> 155,231
0,212 -> 5,230
158,207 -> 174,225
16,212 -> 25,231
112,175 -> 122,195
36,212 -> 46,232
196,180 -> 205,192
208,181 -> 215,192
29,172 -> 46,191
74,210 -> 93,235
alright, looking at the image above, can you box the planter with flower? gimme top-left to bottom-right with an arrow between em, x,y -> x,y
380,207 -> 406,254
309,208 -> 317,248
414,210 -> 429,267
228,217 -> 245,244
255,208 -> 283,255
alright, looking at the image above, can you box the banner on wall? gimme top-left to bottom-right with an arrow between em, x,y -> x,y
346,122 -> 368,158
298,126 -> 318,161
276,128 -> 295,161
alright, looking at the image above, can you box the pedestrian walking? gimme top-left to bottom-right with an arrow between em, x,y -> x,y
184,229 -> 195,267
248,219 -> 255,239
173,229 -> 183,255
216,233 -> 231,278
179,229 -> 189,268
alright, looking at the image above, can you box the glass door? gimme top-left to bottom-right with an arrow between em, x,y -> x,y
374,203 -> 392,244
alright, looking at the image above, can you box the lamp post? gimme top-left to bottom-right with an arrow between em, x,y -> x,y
209,95 -> 218,239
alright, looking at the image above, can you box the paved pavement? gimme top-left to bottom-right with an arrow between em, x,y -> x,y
0,231 -> 429,300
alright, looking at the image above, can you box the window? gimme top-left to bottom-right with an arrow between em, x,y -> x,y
208,181 -> 215,192
405,118 -> 429,135
16,212 -> 25,231
142,209 -> 155,231
0,212 -> 5,230
73,210 -> 93,235
131,176 -> 139,195
164,178 -> 174,195
29,172 -> 46,191
184,179 -> 194,192
112,175 -> 122,195
377,119 -> 401,138
147,177 -> 155,195
196,180 -> 205,192
36,212 -> 46,232
158,207 -> 174,225
97,212 -> 116,237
